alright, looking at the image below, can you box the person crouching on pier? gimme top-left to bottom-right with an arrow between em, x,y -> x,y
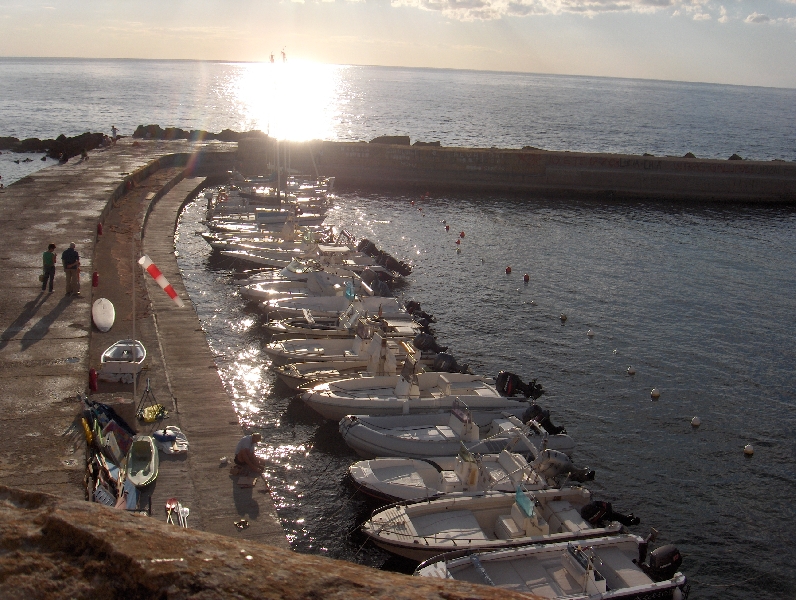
61,242 -> 81,296
41,243 -> 56,292
234,432 -> 266,474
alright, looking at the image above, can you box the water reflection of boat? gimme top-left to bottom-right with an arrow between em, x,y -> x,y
99,339 -> 146,384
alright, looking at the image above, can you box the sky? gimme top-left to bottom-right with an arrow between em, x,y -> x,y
0,0 -> 794,88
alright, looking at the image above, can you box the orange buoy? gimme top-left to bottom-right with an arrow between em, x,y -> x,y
506,266 -> 512,274
523,274 -> 529,283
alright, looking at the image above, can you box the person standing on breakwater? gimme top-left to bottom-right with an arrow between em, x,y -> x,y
61,242 -> 80,296
41,243 -> 56,292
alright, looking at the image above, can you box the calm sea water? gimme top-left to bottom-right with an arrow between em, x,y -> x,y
4,59 -> 796,599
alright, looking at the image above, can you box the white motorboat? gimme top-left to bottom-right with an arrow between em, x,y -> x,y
348,449 -> 552,502
361,487 -> 624,562
339,400 -> 575,457
265,304 -> 421,340
98,339 -> 146,383
262,296 -> 402,321
242,269 -> 368,302
302,359 -> 539,422
415,534 -> 689,600
264,318 -> 421,364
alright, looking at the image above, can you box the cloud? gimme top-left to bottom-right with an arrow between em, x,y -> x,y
391,0 -> 735,20
745,12 -> 771,23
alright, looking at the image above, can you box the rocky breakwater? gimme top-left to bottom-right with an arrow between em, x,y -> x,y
0,485 -> 532,600
0,132 -> 108,161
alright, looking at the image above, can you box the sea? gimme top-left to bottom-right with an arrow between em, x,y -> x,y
2,58 -> 795,599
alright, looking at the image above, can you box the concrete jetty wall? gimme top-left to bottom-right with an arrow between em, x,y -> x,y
239,137 -> 796,203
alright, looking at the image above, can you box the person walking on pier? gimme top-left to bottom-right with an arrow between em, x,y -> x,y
61,242 -> 80,296
41,243 -> 56,292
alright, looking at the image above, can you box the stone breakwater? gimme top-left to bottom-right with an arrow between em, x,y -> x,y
239,137 -> 796,203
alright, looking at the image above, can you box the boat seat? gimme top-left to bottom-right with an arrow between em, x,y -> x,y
497,450 -> 527,484
511,502 -> 549,536
495,514 -> 525,539
482,462 -> 509,486
595,547 -> 651,589
546,500 -> 588,533
435,426 -> 458,440
439,470 -> 461,493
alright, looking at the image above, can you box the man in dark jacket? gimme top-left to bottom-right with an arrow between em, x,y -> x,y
61,242 -> 80,296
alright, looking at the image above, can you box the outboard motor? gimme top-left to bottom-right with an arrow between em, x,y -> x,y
533,448 -> 594,483
396,261 -> 412,276
645,545 -> 683,582
430,353 -> 470,374
357,238 -> 378,256
360,269 -> 377,285
581,501 -> 640,527
406,300 -> 422,314
522,404 -> 566,435
371,278 -> 391,297
412,333 -> 447,353
496,371 -> 545,399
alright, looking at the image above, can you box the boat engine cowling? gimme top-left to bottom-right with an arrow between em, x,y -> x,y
522,404 -> 566,434
412,333 -> 448,353
431,353 -> 471,374
644,545 -> 683,582
496,371 -> 545,399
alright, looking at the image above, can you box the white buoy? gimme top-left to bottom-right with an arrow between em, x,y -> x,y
651,388 -> 661,399
627,366 -> 635,375
744,444 -> 754,456
691,416 -> 701,427
587,329 -> 594,337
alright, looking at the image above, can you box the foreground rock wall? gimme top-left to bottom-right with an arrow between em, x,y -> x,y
238,137 -> 796,202
0,485 -> 536,600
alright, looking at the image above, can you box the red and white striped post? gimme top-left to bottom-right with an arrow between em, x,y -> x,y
138,255 -> 185,307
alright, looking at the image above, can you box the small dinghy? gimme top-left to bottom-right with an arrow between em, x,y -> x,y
98,339 -> 146,383
125,435 -> 159,487
415,533 -> 689,600
361,486 -> 625,562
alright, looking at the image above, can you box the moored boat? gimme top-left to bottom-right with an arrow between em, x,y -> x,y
339,400 -> 574,458
414,533 -> 689,600
361,486 -> 625,562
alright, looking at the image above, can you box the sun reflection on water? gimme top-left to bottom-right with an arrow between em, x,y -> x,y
226,60 -> 348,141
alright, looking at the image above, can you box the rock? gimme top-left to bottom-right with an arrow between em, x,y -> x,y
370,135 -> 411,145
0,485 -> 526,600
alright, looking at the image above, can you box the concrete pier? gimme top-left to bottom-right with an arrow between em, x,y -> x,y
0,139 -> 286,548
